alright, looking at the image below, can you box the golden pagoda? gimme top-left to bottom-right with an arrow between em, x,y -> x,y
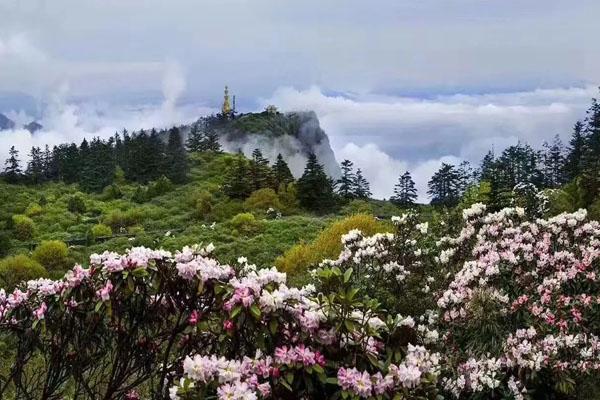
222,86 -> 232,116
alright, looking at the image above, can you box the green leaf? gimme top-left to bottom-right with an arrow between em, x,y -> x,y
132,267 -> 149,278
250,304 -> 262,319
343,268 -> 353,283
269,319 -> 279,335
231,305 -> 242,319
127,276 -> 135,292
95,301 -> 103,312
285,372 -> 294,384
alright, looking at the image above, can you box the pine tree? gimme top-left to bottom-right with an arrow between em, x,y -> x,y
479,150 -> 496,182
3,146 -> 22,183
26,146 -> 45,184
200,128 -> 222,153
165,127 -> 188,184
427,163 -> 461,207
390,171 -> 417,206
272,153 -> 294,188
186,123 -> 204,152
580,96 -> 600,205
336,159 -> 355,200
456,161 -> 474,195
541,134 -> 565,188
353,168 -> 371,199
224,154 -> 251,199
249,148 -> 271,191
296,153 -> 336,212
564,121 -> 586,181
79,138 -> 115,192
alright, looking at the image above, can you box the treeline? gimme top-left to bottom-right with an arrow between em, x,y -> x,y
2,127 -> 189,192
425,90 -> 600,209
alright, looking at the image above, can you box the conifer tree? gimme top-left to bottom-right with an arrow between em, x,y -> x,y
26,146 -> 45,184
336,159 -> 355,200
3,146 -> 22,183
580,97 -> 600,205
456,161 -> 474,195
296,153 -> 336,212
541,134 -> 565,188
165,127 -> 188,184
224,154 -> 251,199
79,138 -> 115,192
427,163 -> 461,207
200,128 -> 222,153
249,148 -> 271,191
390,171 -> 417,207
272,153 -> 294,189
186,124 -> 204,152
564,121 -> 586,181
353,168 -> 371,199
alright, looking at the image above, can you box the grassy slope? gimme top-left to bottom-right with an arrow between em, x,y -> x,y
0,152 -> 332,269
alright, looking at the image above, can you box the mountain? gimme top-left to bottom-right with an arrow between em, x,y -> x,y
24,121 -> 43,134
0,113 -> 15,131
188,110 -> 340,178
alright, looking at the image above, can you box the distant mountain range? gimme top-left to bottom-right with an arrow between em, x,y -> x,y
0,113 -> 43,133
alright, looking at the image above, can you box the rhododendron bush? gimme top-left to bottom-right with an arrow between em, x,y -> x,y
436,205 -> 600,399
0,244 -> 439,399
1,204 -> 600,399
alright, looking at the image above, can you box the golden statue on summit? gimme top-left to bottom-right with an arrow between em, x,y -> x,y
222,86 -> 232,116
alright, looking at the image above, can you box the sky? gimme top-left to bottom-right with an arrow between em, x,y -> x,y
0,0 -> 599,201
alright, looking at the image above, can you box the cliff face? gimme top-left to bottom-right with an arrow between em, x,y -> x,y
215,111 -> 340,178
0,113 -> 15,131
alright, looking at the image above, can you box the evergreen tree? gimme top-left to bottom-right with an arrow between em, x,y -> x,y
26,146 -> 45,184
336,159 -> 355,200
79,138 -> 116,192
200,128 -> 222,153
224,154 -> 251,199
541,134 -> 565,188
186,123 -> 204,152
479,150 -> 496,182
61,143 -> 81,183
427,163 -> 461,207
272,153 -> 294,188
580,96 -> 600,205
352,168 -> 371,199
564,121 -> 586,181
456,161 -> 474,195
165,127 -> 188,184
391,171 -> 417,207
296,153 -> 336,212
248,149 -> 271,191
3,146 -> 22,183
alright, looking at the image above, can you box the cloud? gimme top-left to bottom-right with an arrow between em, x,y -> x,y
264,85 -> 597,201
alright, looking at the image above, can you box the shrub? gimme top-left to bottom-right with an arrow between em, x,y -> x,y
146,176 -> 173,199
24,202 -> 43,217
277,182 -> 299,211
229,212 -> 261,234
32,240 -> 70,273
0,244 -> 438,399
67,194 -> 86,214
38,195 -> 48,206
244,188 -> 281,211
91,224 -> 112,240
12,214 -> 35,241
0,232 -> 10,257
131,186 -> 148,203
103,208 -> 145,231
0,254 -> 47,291
100,184 -> 123,200
194,191 -> 214,219
275,213 -> 388,276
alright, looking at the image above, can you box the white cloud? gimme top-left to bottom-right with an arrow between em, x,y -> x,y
264,85 -> 597,202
